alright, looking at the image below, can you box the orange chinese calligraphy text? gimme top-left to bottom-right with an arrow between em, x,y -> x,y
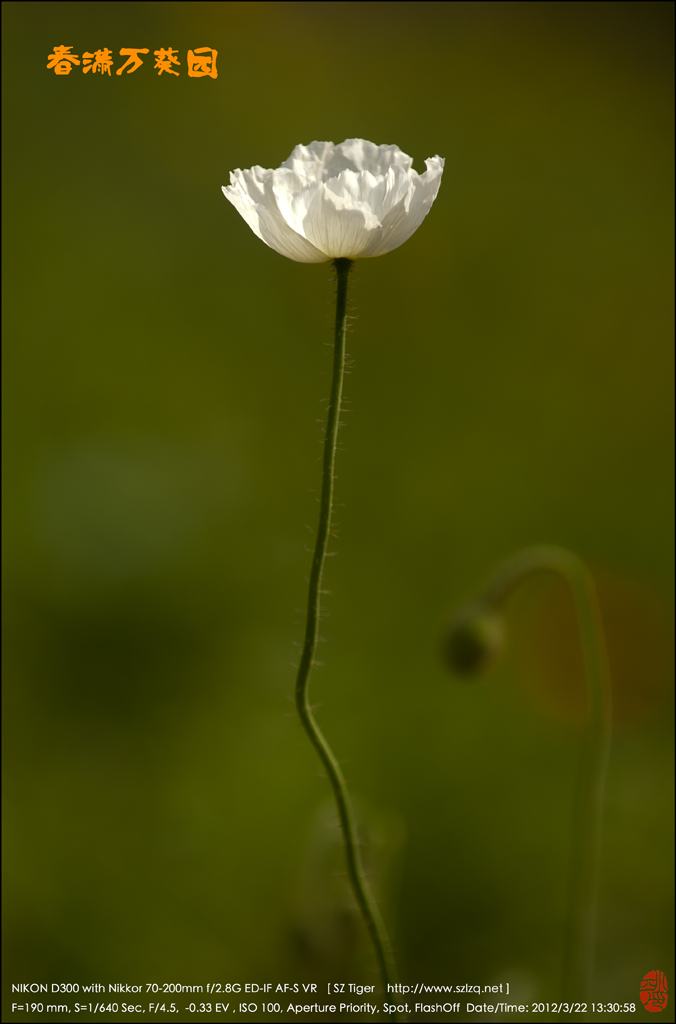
154,48 -> 180,76
47,46 -> 80,75
82,48 -> 114,75
187,47 -> 218,79
116,48 -> 150,75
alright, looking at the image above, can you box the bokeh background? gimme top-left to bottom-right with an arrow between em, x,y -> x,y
3,2 -> 674,1021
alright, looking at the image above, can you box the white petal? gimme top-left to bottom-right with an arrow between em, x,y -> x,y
300,183 -> 382,259
327,139 -> 413,177
221,183 -> 264,241
255,202 -> 330,262
280,139 -> 414,181
270,170 -> 323,237
222,170 -> 328,263
371,156 -> 445,256
325,169 -> 388,218
281,141 -> 335,180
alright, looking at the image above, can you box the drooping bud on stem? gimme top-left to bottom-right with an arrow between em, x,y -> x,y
443,603 -> 504,676
440,546 -> 612,1004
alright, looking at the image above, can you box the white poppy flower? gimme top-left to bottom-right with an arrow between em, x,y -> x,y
222,138 -> 444,263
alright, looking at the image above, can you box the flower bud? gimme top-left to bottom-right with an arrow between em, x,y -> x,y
443,604 -> 505,676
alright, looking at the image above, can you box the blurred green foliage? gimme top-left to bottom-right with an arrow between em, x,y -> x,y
3,3 -> 674,1021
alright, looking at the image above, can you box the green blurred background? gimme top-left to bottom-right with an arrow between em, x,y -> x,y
3,2 -> 674,1021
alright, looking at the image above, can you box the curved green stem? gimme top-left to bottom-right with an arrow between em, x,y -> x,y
466,546 -> 612,1002
294,257 -> 399,1009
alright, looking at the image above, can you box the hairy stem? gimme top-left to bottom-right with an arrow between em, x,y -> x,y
294,258 -> 399,1008
480,546 -> 612,1001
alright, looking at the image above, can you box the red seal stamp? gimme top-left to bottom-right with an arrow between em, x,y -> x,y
640,971 -> 668,1013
